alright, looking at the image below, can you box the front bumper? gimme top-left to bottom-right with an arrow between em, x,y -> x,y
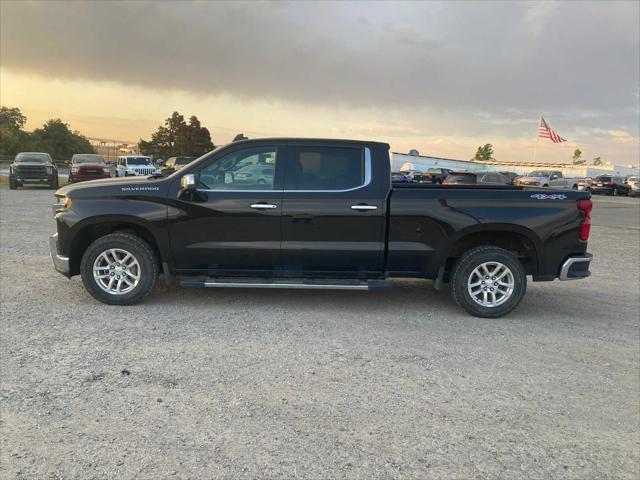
13,174 -> 54,184
49,234 -> 70,277
559,253 -> 592,281
70,173 -> 110,182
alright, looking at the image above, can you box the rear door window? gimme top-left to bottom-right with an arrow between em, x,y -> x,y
285,147 -> 365,191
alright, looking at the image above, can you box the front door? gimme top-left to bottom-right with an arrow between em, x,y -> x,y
279,145 -> 385,277
169,145 -> 283,275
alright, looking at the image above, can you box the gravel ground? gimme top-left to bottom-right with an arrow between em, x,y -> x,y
1,187 -> 639,479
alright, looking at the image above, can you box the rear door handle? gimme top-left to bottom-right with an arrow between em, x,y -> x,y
351,205 -> 377,211
250,203 -> 277,209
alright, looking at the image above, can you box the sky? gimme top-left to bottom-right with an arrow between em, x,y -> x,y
1,0 -> 639,165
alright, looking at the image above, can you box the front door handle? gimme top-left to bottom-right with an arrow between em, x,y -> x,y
351,205 -> 377,211
250,203 -> 277,209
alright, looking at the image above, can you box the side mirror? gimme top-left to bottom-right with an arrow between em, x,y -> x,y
181,174 -> 196,191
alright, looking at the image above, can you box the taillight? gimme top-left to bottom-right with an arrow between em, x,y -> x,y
577,199 -> 592,241
442,179 -> 449,185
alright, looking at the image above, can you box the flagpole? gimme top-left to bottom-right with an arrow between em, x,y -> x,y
532,112 -> 541,163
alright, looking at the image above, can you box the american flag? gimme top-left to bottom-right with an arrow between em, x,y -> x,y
538,116 -> 566,143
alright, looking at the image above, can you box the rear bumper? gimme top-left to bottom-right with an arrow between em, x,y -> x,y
49,234 -> 70,277
559,253 -> 592,281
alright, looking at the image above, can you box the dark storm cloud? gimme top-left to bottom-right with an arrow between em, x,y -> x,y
1,1 -> 638,125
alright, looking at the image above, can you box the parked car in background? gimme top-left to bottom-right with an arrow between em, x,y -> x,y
591,175 -> 630,196
9,152 -> 58,189
232,163 -> 275,185
628,182 -> 640,197
625,175 -> 639,188
115,156 -> 161,177
68,154 -> 110,183
416,168 -> 452,184
161,156 -> 197,176
443,171 -> 512,185
500,171 -> 520,185
398,170 -> 422,182
391,172 -> 411,184
577,177 -> 594,192
516,170 -> 579,189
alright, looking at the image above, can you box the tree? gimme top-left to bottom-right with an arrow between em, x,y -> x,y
0,106 -> 28,156
572,148 -> 585,165
0,106 -> 26,130
32,119 -> 94,160
592,156 -> 602,166
474,144 -> 494,161
139,112 -> 214,159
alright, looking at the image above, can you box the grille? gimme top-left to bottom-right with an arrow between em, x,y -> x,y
133,168 -> 155,175
16,165 -> 47,175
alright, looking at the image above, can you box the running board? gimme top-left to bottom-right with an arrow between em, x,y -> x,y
180,278 -> 391,290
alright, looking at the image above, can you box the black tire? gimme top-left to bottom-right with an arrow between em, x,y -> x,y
451,246 -> 527,318
50,175 -> 59,189
9,177 -> 17,190
543,184 -> 549,188
80,232 -> 159,305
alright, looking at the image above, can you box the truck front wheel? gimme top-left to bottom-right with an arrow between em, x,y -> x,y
9,177 -> 17,190
80,232 -> 159,305
450,246 -> 527,318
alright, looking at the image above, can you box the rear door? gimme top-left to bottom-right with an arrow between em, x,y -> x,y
280,144 -> 385,277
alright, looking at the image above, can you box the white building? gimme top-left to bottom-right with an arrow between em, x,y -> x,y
392,151 -> 639,178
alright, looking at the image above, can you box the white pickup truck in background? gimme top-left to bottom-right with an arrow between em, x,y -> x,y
516,170 -> 580,189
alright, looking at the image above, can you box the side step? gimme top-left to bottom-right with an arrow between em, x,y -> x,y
180,277 -> 391,291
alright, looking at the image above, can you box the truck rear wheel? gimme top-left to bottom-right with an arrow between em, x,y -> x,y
80,232 -> 159,305
451,246 -> 527,318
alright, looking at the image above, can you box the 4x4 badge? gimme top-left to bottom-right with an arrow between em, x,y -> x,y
530,193 -> 567,200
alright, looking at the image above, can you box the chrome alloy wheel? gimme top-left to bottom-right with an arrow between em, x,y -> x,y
93,248 -> 141,295
467,261 -> 514,308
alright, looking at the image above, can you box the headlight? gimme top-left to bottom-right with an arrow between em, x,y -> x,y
46,166 -> 53,174
103,167 -> 110,173
55,196 -> 72,210
71,166 -> 80,173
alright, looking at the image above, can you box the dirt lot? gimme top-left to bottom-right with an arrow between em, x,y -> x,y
1,187 -> 639,479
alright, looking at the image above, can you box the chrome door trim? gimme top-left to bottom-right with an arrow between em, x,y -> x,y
195,147 -> 372,194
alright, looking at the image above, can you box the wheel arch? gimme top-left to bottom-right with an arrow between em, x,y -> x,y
68,216 -> 164,276
444,225 -> 542,276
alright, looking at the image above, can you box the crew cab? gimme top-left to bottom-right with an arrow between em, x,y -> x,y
9,152 -> 59,189
516,170 -> 579,189
115,156 -> 160,177
49,138 -> 593,318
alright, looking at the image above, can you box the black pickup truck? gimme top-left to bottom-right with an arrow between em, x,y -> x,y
49,138 -> 593,318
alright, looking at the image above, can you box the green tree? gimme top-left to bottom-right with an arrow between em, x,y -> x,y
32,119 -> 94,160
474,144 -> 494,161
592,156 -> 602,166
572,148 -> 585,165
0,106 -> 28,156
139,112 -> 214,158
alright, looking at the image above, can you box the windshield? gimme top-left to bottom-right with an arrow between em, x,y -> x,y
126,157 -> 152,165
596,176 -> 611,181
528,170 -> 554,177
73,154 -> 105,164
15,153 -> 50,164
